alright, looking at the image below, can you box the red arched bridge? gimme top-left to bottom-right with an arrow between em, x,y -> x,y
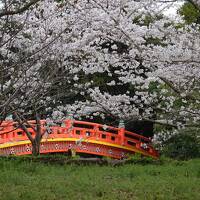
0,119 -> 159,159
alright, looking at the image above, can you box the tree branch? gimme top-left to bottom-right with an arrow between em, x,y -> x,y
159,76 -> 198,101
143,118 -> 178,128
13,112 -> 34,143
187,0 -> 200,11
0,0 -> 41,18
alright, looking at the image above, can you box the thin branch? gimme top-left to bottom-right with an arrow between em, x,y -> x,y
159,76 -> 198,101
187,0 -> 200,11
13,112 -> 34,143
0,0 -> 41,18
143,118 -> 178,127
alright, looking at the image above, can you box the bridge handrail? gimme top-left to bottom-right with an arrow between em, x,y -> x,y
0,119 -> 157,157
71,120 -> 151,141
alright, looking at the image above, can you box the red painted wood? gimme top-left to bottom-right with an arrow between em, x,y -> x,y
0,120 -> 159,159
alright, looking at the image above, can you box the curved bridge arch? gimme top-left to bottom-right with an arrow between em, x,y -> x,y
0,120 -> 159,159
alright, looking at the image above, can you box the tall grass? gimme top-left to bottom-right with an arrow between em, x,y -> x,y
0,157 -> 199,200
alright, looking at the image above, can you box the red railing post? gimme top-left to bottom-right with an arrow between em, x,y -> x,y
64,119 -> 73,135
118,127 -> 125,145
65,119 -> 71,129
118,120 -> 125,145
94,125 -> 99,140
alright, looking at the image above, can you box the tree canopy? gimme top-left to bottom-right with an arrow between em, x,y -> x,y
0,0 -> 199,141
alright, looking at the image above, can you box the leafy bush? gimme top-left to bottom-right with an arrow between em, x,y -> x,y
162,133 -> 200,160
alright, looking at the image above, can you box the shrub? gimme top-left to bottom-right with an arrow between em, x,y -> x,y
162,133 -> 200,160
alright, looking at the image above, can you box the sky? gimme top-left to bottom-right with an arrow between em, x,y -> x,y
163,1 -> 184,18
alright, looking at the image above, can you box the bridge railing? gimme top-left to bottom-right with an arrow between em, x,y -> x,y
0,119 -> 158,157
68,120 -> 158,157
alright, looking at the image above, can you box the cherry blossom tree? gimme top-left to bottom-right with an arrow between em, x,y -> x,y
0,0 -> 80,155
0,0 -> 199,154
54,0 -> 200,133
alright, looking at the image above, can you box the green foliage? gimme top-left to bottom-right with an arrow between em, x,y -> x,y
162,132 -> 200,160
144,35 -> 169,47
133,14 -> 163,26
179,2 -> 200,24
127,153 -> 161,165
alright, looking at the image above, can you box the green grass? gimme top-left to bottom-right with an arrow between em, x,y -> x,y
0,157 -> 199,200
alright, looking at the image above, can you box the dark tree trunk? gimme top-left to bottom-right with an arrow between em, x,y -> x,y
32,111 -> 42,156
32,138 -> 41,156
13,111 -> 43,156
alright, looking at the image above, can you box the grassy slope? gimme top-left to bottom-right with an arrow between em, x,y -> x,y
0,157 -> 199,200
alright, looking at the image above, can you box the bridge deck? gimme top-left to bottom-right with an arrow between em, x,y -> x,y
0,120 -> 159,159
